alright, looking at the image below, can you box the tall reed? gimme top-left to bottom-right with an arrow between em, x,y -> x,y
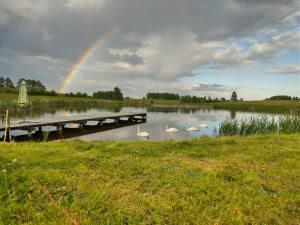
218,115 -> 300,136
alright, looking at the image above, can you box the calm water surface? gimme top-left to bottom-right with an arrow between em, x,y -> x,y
3,106 -> 278,141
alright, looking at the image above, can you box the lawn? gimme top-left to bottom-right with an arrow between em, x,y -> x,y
0,134 -> 299,224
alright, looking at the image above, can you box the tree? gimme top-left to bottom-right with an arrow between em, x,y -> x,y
93,87 -> 124,101
268,95 -> 292,100
17,79 -> 46,90
4,78 -> 15,88
0,77 -> 4,87
113,87 -> 123,100
146,92 -> 180,100
231,91 -> 237,101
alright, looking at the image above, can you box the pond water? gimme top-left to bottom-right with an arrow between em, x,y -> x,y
2,105 -> 279,141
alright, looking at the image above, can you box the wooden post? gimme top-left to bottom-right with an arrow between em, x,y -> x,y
142,115 -> 147,122
57,124 -> 64,135
79,122 -> 85,129
3,110 -> 11,142
27,128 -> 33,138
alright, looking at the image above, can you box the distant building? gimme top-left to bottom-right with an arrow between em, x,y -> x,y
231,91 -> 238,101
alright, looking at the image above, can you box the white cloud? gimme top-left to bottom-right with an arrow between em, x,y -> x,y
248,28 -> 300,60
64,0 -> 106,10
266,65 -> 300,74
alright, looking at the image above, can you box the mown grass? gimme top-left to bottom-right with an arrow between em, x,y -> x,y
0,134 -> 299,224
219,115 -> 300,136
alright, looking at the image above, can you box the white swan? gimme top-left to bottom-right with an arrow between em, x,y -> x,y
199,123 -> 208,128
166,125 -> 179,133
137,125 -> 150,138
186,125 -> 199,132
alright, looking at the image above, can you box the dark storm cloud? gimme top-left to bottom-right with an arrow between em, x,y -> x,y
0,0 -> 298,96
0,0 -> 297,61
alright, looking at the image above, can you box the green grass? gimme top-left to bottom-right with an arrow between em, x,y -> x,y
219,115 -> 300,136
213,100 -> 300,114
0,134 -> 299,224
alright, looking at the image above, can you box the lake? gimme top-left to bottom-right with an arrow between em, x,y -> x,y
2,105 -> 280,141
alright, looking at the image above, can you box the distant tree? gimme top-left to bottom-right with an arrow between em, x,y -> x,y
113,87 -> 123,100
93,87 -> 124,101
4,78 -> 15,88
17,79 -> 46,90
146,92 -> 180,100
0,77 -> 4,87
268,95 -> 292,100
231,91 -> 238,101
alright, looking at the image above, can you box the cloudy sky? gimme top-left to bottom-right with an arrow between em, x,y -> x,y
0,0 -> 299,99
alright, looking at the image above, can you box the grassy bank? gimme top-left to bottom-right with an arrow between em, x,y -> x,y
212,100 -> 300,114
1,134 -> 299,224
1,91 -> 299,114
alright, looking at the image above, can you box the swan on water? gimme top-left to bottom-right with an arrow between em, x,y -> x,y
199,123 -> 208,128
137,125 -> 150,138
166,125 -> 179,133
186,125 -> 199,132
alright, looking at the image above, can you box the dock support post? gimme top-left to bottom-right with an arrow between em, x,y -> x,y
79,122 -> 86,129
57,124 -> 64,135
97,120 -> 104,126
27,128 -> 33,138
115,118 -> 119,124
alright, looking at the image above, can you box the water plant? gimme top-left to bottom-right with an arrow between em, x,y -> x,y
218,115 -> 300,136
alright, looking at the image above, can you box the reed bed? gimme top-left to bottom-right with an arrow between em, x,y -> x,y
218,115 -> 300,136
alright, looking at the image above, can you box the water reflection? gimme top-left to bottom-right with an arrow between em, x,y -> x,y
1,105 -> 278,141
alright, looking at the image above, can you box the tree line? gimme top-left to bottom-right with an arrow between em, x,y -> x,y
0,76 -> 57,96
92,87 -> 124,100
267,95 -> 299,100
1,76 -> 298,102
146,92 -> 180,100
145,91 -> 240,103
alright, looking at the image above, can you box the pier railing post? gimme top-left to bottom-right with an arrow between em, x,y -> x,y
57,124 -> 64,135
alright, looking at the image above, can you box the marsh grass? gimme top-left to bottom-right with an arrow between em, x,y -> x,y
219,115 -> 300,136
0,134 -> 299,224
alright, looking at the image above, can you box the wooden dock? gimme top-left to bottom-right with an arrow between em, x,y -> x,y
0,112 -> 147,140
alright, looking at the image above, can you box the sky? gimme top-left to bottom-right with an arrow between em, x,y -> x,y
0,0 -> 299,100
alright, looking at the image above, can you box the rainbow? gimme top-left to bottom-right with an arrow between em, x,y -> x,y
59,30 -> 115,93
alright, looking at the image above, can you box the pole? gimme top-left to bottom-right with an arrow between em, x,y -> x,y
3,110 -> 10,142
23,106 -> 26,122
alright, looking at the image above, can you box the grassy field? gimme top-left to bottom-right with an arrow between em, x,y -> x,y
212,100 -> 300,114
0,134 -> 299,224
1,90 -> 299,114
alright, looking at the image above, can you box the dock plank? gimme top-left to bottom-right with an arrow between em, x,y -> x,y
0,112 -> 146,131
